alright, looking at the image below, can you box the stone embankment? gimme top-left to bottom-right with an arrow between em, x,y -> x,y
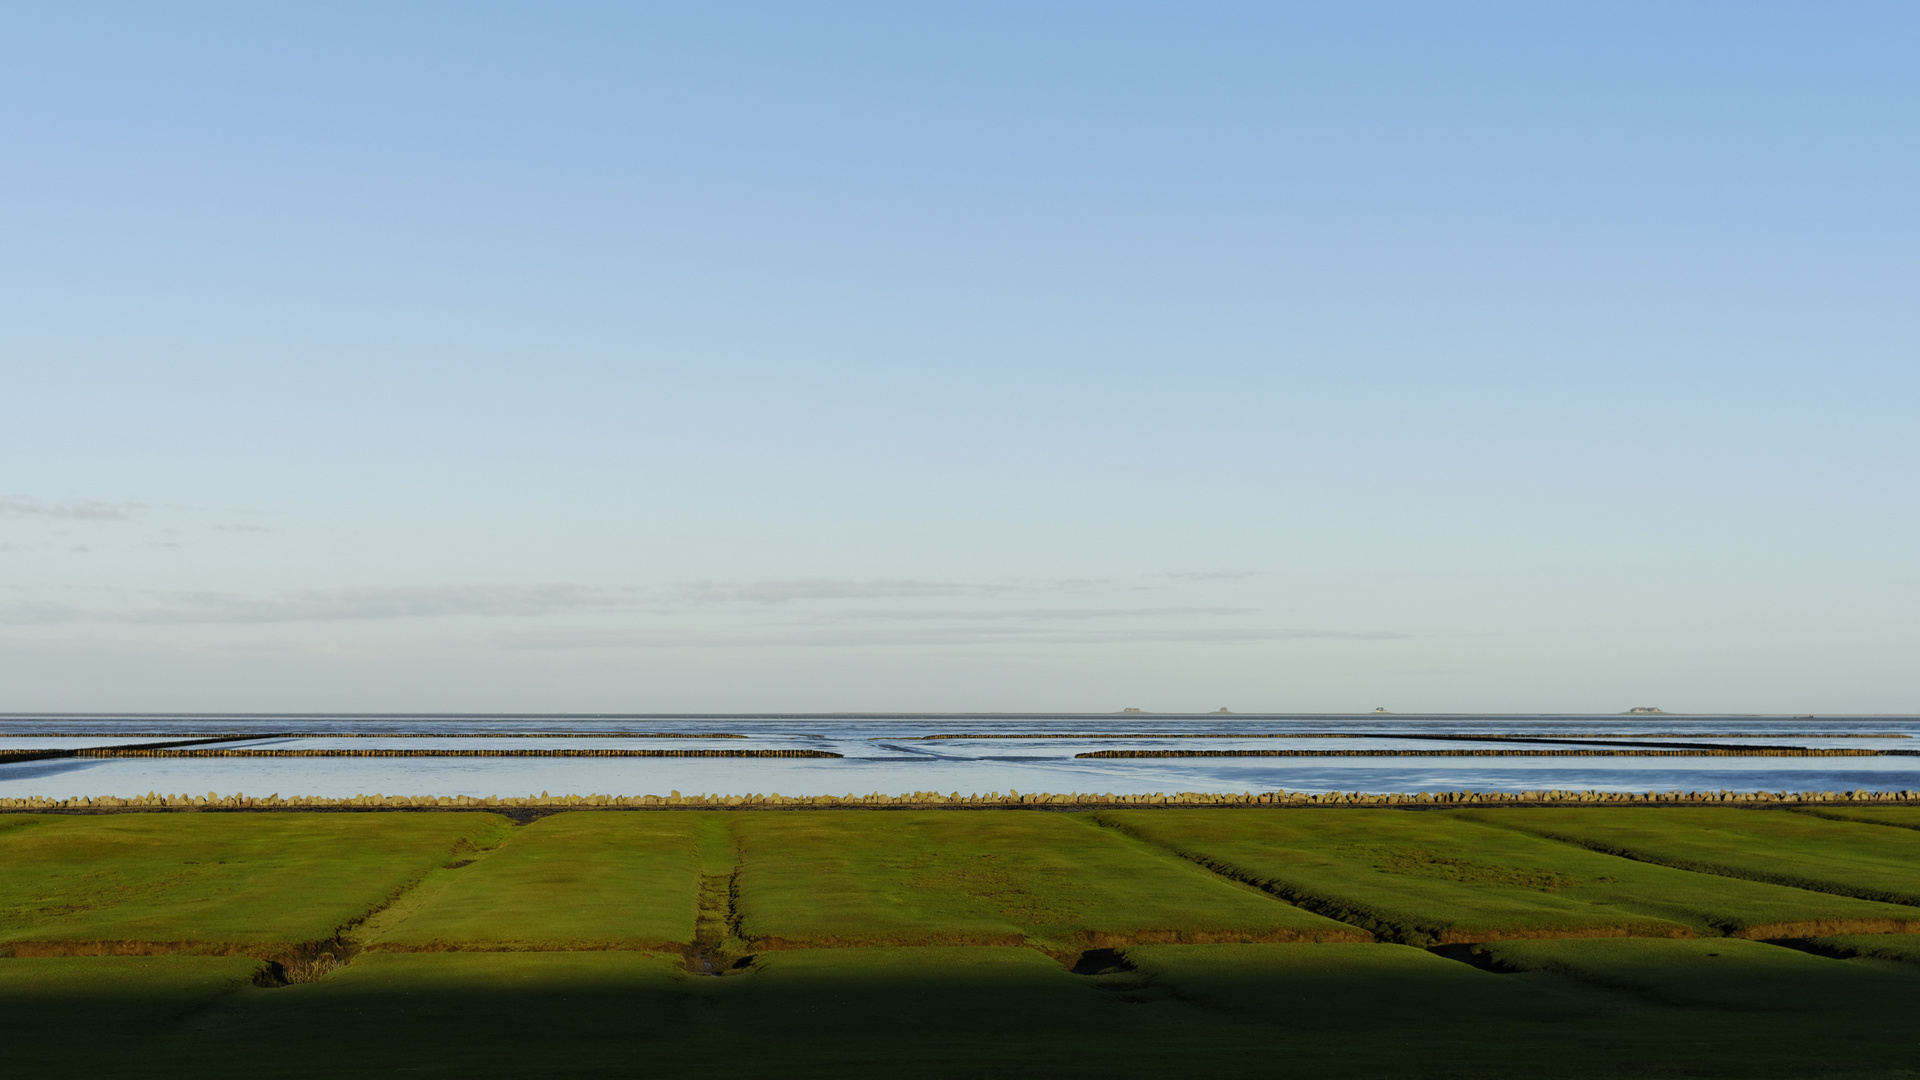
0,788 -> 1915,812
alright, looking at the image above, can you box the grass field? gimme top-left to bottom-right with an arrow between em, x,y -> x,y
1096,808 -> 1920,941
730,810 -> 1365,950
0,954 -> 262,1062
14,944 -> 1920,1077
1792,805 -> 1920,832
1123,940 -> 1593,1025
1116,941 -> 1920,1076
373,813 -> 699,950
6,807 -> 1920,1077
1460,807 -> 1920,909
0,813 -> 510,953
1804,932 -> 1920,965
1471,936 -> 1920,1011
0,815 -> 41,837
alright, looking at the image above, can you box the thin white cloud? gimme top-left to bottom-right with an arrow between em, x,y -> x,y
0,601 -> 87,624
499,625 -> 1408,650
663,579 -> 1020,605
0,579 -> 1037,625
0,578 -> 1252,629
0,497 -> 150,521
154,584 -> 649,623
0,584 -> 647,626
829,606 -> 1256,622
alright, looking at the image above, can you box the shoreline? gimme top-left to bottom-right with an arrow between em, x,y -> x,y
3,787 -> 1917,813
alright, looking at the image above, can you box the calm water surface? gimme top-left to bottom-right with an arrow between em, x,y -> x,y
2,713 -> 1916,799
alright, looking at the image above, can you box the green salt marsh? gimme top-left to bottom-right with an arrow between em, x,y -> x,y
1462,806 -> 1920,908
372,812 -> 699,950
5,806 -> 1920,1077
0,954 -> 262,1054
1804,932 -> 1920,965
15,943 -> 1920,1078
1096,808 -> 1920,941
0,812 -> 509,951
1471,936 -> 1920,1011
1792,805 -> 1920,832
730,810 -> 1364,949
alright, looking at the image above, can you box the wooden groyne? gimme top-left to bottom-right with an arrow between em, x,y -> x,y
1076,748 -> 1910,759
69,748 -> 841,759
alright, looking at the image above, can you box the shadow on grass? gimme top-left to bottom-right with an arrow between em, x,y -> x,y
8,945 -> 1920,1078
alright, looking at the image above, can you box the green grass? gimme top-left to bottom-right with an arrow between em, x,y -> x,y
0,955 -> 262,1062
1124,940 -> 1595,1024
151,951 -> 702,1077
1792,805 -> 1920,833
1117,942 -> 1745,1076
12,809 -> 1920,1077
1472,936 -> 1920,1011
0,812 -> 510,952
1458,807 -> 1920,913
17,945 -> 1920,1078
1453,938 -> 1920,1073
373,812 -> 699,950
1097,809 -> 1917,942
0,815 -> 44,837
731,810 -> 1363,950
1804,933 -> 1920,966
47,948 -> 1192,1078
725,946 -> 1150,1069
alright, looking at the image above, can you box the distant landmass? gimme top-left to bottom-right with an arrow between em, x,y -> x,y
1627,706 -> 1666,714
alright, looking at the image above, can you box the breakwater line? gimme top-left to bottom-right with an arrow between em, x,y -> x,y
1076,748 -> 1912,759
0,735 -> 270,765
904,732 -> 1907,741
0,731 -> 746,739
2,787 -> 1916,812
67,748 -> 842,759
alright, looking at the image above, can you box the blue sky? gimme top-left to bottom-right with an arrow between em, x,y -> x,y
3,2 -> 1915,712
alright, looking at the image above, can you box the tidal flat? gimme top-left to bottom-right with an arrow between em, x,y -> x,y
5,807 -> 1920,1077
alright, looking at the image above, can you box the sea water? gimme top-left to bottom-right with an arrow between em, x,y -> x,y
2,713 -> 1915,799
